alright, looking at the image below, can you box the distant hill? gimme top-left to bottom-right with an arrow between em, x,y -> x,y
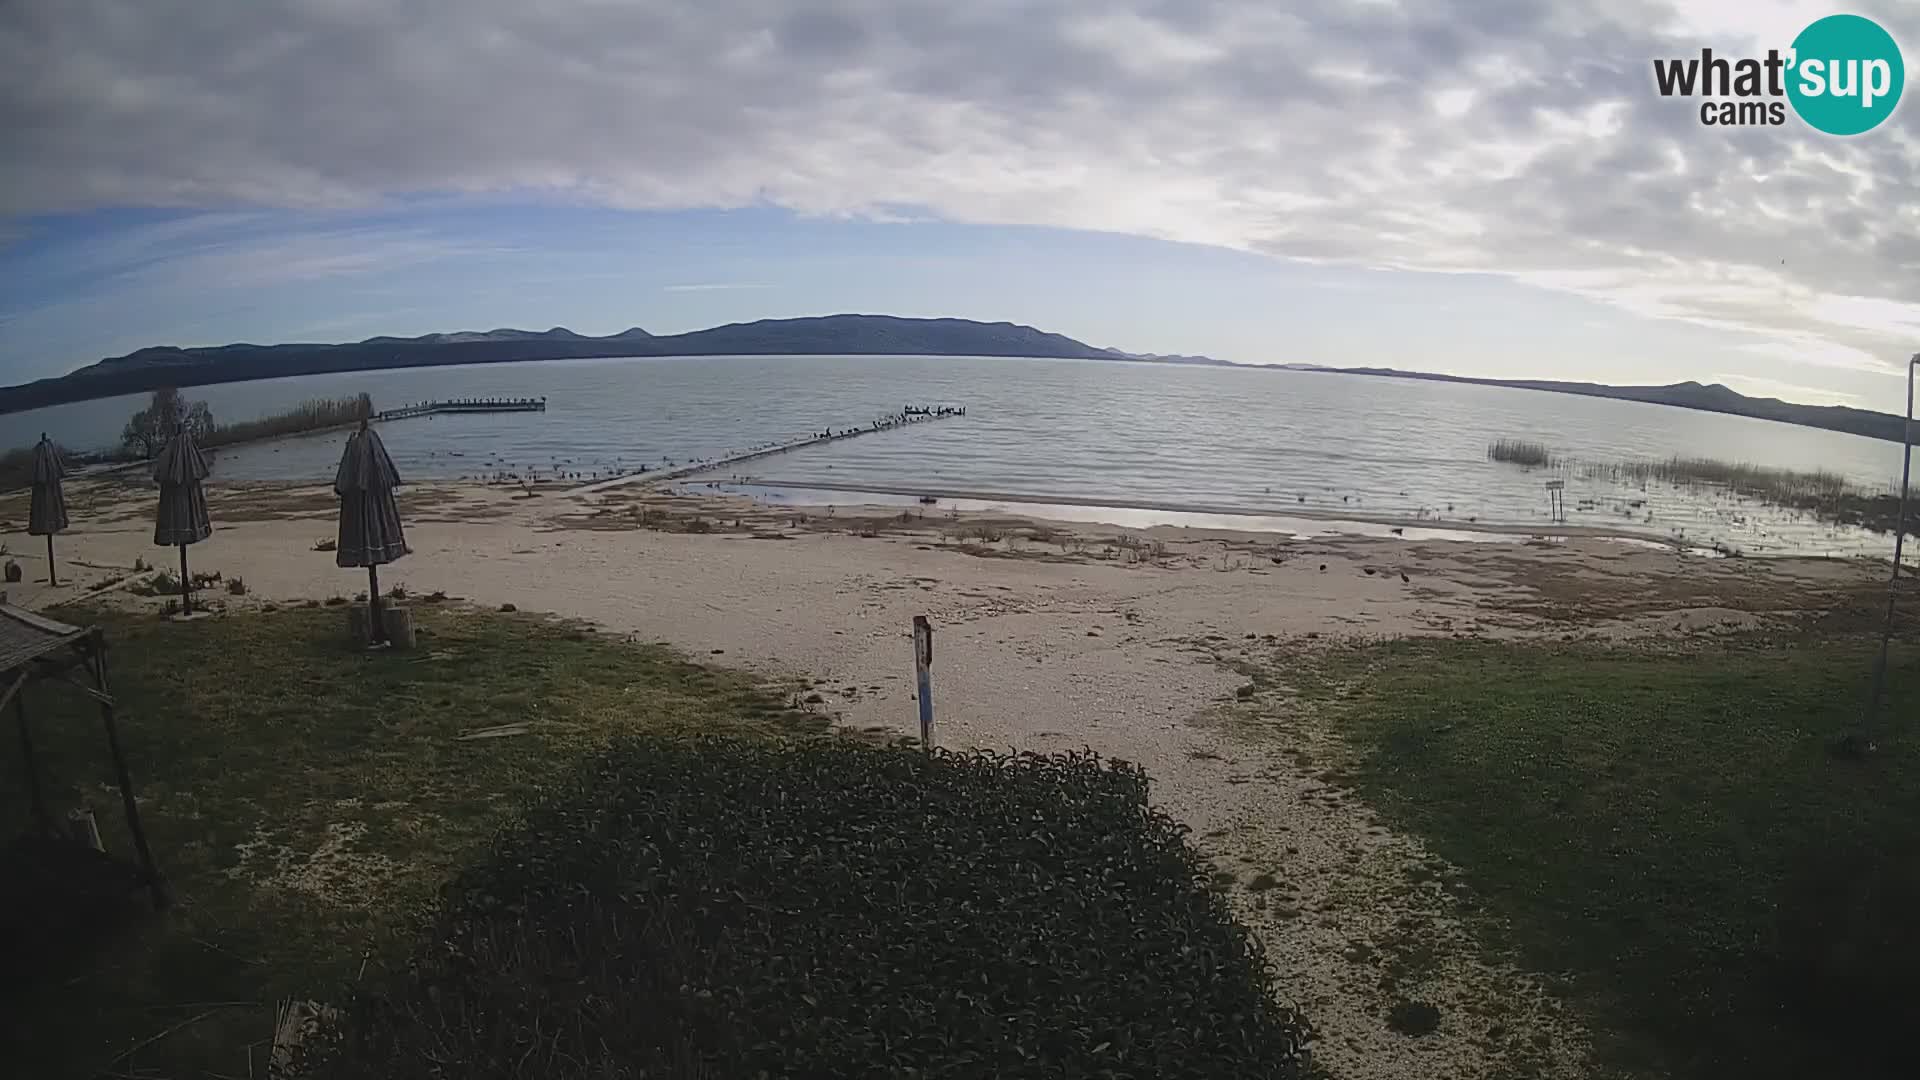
2,315 -> 1907,446
0,314 -> 1229,413
1296,366 -> 1913,446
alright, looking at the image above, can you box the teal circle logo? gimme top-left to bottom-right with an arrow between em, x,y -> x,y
1787,14 -> 1904,135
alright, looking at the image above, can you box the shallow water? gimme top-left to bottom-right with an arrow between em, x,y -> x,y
3,353 -> 1910,559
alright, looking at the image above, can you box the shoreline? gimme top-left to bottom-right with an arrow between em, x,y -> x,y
665,477 -> 1805,557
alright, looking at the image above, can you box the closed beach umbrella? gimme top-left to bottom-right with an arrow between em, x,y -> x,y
334,420 -> 409,645
27,434 -> 69,586
152,425 -> 212,614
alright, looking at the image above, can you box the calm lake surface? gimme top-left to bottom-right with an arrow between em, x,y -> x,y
3,354 -> 1911,559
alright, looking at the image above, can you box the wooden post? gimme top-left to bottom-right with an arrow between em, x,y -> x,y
913,615 -> 934,751
92,643 -> 169,908
46,534 -> 57,587
177,544 -> 192,614
367,565 -> 385,646
15,691 -> 50,839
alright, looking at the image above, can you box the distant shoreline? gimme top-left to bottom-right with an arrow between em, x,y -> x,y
5,314 -> 1910,448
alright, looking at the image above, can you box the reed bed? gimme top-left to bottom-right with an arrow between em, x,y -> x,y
202,393 -> 373,450
1486,434 -> 1912,537
1487,438 -> 1556,468
1580,457 -> 1852,503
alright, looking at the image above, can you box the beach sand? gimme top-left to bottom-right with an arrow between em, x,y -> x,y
0,476 -> 1894,1079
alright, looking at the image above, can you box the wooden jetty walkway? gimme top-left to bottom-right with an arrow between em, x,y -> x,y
569,404 -> 966,496
377,397 -> 547,421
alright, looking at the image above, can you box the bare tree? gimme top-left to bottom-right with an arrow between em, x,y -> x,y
122,388 -> 214,458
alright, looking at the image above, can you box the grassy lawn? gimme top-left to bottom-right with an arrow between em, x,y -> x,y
3,604 -> 1311,1079
0,604 -> 825,1079
1295,631 -> 1920,1080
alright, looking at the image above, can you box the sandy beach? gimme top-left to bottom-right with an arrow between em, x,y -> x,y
0,474 -> 1897,1079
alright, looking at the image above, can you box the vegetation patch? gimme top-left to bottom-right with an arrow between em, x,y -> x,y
1487,438 -> 1555,468
1486,437 -> 1914,538
0,606 -> 810,1078
311,741 -> 1313,1079
1295,633 -> 1920,1080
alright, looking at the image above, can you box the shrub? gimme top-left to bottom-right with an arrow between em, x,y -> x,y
315,740 -> 1313,1079
227,577 -> 248,596
0,441 -> 81,491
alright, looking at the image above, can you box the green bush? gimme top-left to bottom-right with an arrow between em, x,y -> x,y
314,739 -> 1312,1079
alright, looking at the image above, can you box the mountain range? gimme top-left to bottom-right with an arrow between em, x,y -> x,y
1,314 -> 1909,445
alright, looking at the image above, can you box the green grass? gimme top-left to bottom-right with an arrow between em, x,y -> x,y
1298,633 -> 1920,1080
0,605 -> 821,1079
3,606 -> 1305,1079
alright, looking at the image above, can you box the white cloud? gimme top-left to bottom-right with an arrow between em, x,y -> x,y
0,0 -> 1916,383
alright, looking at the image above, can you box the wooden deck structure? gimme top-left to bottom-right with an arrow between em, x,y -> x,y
2,600 -> 168,908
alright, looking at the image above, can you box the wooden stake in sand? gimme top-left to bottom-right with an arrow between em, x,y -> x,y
913,615 -> 934,751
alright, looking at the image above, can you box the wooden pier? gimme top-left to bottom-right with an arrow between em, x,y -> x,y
377,397 -> 547,421
569,404 -> 966,496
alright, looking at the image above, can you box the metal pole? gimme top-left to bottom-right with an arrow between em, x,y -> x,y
45,534 -> 57,587
913,615 -> 934,751
1863,353 -> 1918,745
177,544 -> 191,615
93,641 -> 169,908
16,691 -> 50,838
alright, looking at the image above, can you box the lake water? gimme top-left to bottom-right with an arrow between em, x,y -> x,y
3,354 -> 1911,559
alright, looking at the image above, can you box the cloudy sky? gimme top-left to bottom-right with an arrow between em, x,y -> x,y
1,0 -> 1916,408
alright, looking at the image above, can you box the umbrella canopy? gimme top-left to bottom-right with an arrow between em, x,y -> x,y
151,427 -> 212,547
333,422 -> 409,567
27,435 -> 68,537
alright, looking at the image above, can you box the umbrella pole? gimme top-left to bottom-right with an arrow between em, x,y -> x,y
178,545 -> 191,615
368,564 -> 384,646
45,535 -> 56,587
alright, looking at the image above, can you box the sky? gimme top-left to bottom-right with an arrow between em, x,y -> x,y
1,0 -> 1917,410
